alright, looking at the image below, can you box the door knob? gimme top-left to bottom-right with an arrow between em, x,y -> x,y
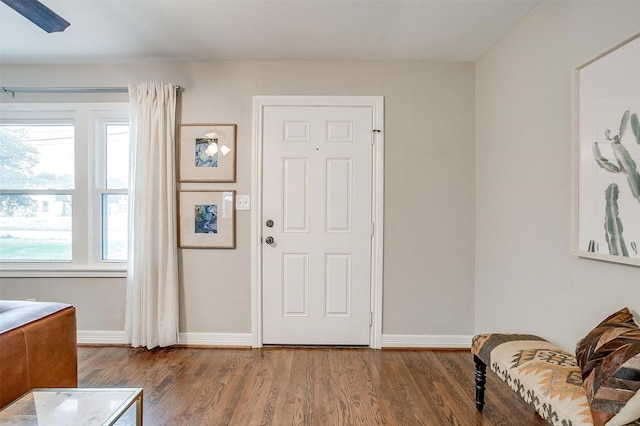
265,236 -> 275,245
266,219 -> 274,228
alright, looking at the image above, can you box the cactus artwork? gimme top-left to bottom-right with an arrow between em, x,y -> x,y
604,183 -> 628,256
577,34 -> 640,265
593,110 -> 640,203
592,110 -> 640,257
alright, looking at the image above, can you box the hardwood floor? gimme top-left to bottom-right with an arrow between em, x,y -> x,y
77,346 -> 548,425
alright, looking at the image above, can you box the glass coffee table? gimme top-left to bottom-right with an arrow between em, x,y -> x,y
0,388 -> 143,425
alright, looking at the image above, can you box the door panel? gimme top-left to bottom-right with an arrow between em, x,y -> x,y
326,159 -> 352,232
282,253 -> 308,316
262,105 -> 372,345
283,158 -> 309,232
325,253 -> 351,316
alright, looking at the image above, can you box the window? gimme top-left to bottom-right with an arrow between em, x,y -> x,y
0,103 -> 130,276
99,122 -> 129,261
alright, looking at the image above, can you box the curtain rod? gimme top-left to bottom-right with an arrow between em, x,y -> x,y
1,86 -> 182,98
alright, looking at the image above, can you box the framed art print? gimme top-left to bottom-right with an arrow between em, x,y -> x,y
178,123 -> 237,182
572,33 -> 640,266
178,190 -> 236,248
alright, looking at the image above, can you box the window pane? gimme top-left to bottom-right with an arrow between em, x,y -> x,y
0,125 -> 74,190
102,194 -> 128,261
0,194 -> 72,261
106,124 -> 129,189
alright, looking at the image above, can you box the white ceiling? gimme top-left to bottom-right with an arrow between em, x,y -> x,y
0,0 -> 539,64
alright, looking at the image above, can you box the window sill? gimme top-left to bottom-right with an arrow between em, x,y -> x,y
0,267 -> 127,278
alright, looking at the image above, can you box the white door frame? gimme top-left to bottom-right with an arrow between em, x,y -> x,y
251,96 -> 384,348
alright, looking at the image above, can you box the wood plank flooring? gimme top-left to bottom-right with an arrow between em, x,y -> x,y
77,346 -> 548,425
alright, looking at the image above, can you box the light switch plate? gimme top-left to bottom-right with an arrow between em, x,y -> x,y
236,195 -> 250,211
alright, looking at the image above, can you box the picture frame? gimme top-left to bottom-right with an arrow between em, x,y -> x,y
178,190 -> 236,248
178,123 -> 237,182
572,32 -> 640,266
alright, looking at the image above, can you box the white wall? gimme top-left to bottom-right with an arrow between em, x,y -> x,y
0,277 -> 126,330
475,1 -> 640,350
0,61 -> 476,345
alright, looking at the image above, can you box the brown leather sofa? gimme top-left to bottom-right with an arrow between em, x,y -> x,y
0,300 -> 78,408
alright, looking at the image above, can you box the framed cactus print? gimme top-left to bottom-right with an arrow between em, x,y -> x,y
178,190 -> 236,248
573,32 -> 640,266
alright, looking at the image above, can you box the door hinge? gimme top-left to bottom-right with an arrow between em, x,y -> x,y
372,129 -> 381,145
370,222 -> 375,236
369,312 -> 373,326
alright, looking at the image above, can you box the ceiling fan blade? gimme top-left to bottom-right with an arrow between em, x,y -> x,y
1,0 -> 70,33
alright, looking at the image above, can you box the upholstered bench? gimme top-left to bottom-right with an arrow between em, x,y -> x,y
471,333 -> 594,425
472,308 -> 640,426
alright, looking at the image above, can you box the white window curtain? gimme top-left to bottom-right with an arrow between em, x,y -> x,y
125,82 -> 179,349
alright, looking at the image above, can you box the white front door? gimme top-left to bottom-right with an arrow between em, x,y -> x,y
261,104 -> 373,345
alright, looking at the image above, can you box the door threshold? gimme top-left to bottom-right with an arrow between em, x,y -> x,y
262,344 -> 370,349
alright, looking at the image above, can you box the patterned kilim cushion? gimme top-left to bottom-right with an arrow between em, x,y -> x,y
575,308 -> 640,426
472,333 -> 594,426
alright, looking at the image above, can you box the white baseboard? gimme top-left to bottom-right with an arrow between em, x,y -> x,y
77,330 -> 252,347
177,332 -> 253,347
77,330 -> 128,345
381,334 -> 473,349
78,331 -> 470,349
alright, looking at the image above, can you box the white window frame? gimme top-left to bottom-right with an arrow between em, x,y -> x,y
92,112 -> 130,266
0,103 -> 130,278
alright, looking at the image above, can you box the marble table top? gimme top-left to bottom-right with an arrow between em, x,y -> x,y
0,388 -> 143,426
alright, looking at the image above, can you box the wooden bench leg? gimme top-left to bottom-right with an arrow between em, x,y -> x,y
474,355 -> 486,411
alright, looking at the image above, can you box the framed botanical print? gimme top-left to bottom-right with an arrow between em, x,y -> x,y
573,33 -> 640,266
